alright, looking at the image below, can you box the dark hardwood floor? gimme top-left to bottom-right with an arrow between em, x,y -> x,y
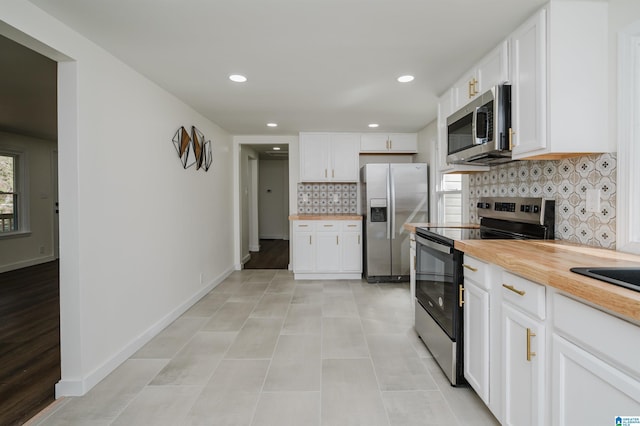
0,260 -> 60,426
244,239 -> 289,270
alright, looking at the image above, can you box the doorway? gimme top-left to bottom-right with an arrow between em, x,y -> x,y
0,35 -> 60,424
237,140 -> 291,270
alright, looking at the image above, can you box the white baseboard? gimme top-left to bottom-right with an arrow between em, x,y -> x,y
0,255 -> 56,273
241,253 -> 251,264
249,244 -> 260,252
293,272 -> 362,280
55,264 -> 235,397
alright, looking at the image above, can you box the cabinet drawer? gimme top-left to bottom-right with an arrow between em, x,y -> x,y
293,221 -> 315,231
341,221 -> 362,231
315,221 -> 339,231
553,293 -> 640,378
462,255 -> 490,289
501,271 -> 546,320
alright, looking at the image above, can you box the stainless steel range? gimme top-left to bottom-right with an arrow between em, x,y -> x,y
414,197 -> 555,386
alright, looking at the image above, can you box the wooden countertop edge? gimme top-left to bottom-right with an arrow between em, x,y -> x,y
289,215 -> 363,220
455,240 -> 640,322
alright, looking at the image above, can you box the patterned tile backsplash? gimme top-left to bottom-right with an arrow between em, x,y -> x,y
468,153 -> 617,249
297,183 -> 358,215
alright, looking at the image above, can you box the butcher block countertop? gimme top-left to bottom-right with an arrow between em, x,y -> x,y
403,223 -> 480,233
455,239 -> 640,322
289,215 -> 362,221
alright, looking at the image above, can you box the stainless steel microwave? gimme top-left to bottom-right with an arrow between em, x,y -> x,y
446,84 -> 512,165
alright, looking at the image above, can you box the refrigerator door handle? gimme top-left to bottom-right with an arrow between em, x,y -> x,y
389,168 -> 396,240
386,170 -> 391,240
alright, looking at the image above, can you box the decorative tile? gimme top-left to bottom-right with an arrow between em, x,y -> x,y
467,153 -> 616,249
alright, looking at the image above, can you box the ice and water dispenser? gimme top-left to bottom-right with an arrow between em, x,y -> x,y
370,198 -> 387,222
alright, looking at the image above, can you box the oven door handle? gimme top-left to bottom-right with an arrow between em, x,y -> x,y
416,235 -> 452,255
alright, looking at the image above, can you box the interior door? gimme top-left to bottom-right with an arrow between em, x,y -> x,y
390,164 -> 429,277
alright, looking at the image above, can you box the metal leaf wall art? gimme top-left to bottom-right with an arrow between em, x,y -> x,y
172,126 -> 213,171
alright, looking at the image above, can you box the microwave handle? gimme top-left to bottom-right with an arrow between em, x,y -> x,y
472,106 -> 480,145
473,105 -> 489,145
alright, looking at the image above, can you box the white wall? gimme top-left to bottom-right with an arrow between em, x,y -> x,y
416,120 -> 438,222
1,1 -> 235,396
0,132 -> 57,272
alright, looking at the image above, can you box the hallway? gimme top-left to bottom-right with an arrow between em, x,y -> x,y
244,240 -> 289,270
31,269 -> 497,426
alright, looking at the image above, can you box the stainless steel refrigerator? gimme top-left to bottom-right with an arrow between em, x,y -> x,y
360,163 -> 429,282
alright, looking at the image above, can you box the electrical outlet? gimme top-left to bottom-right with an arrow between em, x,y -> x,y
39,245 -> 45,254
586,189 -> 601,213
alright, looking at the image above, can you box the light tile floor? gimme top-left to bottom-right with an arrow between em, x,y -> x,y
33,270 -> 499,426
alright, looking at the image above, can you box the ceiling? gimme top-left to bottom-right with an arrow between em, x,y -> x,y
9,0 -> 547,137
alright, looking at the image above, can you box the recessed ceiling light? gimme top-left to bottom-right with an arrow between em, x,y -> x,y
229,74 -> 247,83
368,123 -> 379,128
273,147 -> 281,151
397,75 -> 415,83
267,123 -> 278,127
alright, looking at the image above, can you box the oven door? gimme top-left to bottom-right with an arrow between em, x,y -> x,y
414,233 -> 462,340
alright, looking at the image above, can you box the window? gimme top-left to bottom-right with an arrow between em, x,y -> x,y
617,20 -> 640,254
0,153 -> 20,233
436,174 -> 462,224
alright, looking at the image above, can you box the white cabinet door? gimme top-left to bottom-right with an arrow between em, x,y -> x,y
360,133 -> 417,153
330,134 -> 360,181
360,134 -> 389,152
452,71 -> 478,109
551,334 -> 640,426
315,232 -> 341,272
300,133 -> 331,181
341,231 -> 362,272
387,133 -> 417,153
293,231 -> 314,272
510,9 -> 547,157
476,41 -> 509,93
502,302 -> 545,426
464,280 -> 490,404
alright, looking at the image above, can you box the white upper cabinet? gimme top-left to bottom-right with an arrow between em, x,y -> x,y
299,132 -> 359,182
510,1 -> 611,159
452,41 -> 509,110
360,133 -> 417,153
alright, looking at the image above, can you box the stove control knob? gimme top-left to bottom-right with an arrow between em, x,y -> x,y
520,205 -> 525,212
524,205 -> 531,213
532,205 -> 540,213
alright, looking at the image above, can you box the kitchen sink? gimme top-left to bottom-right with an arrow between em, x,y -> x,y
570,267 -> 640,292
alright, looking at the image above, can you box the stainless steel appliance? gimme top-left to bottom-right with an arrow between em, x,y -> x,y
361,163 -> 429,282
447,84 -> 512,166
414,197 -> 555,385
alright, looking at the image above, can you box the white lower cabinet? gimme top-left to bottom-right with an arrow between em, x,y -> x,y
551,293 -> 640,425
292,220 -> 362,279
502,303 -> 546,426
458,255 -> 640,426
464,279 -> 490,403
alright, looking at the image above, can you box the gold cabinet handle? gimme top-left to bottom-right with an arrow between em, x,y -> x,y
347,224 -> 357,227
323,224 -> 333,227
358,235 -> 361,244
332,169 -> 335,178
502,283 -> 526,296
459,285 -> 464,308
462,264 -> 478,272
509,128 -> 515,150
472,78 -> 479,95
298,224 -> 308,227
468,80 -> 473,98
389,139 -> 392,150
527,328 -> 537,361
309,235 -> 312,244
325,169 -> 328,178
336,235 -> 339,245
